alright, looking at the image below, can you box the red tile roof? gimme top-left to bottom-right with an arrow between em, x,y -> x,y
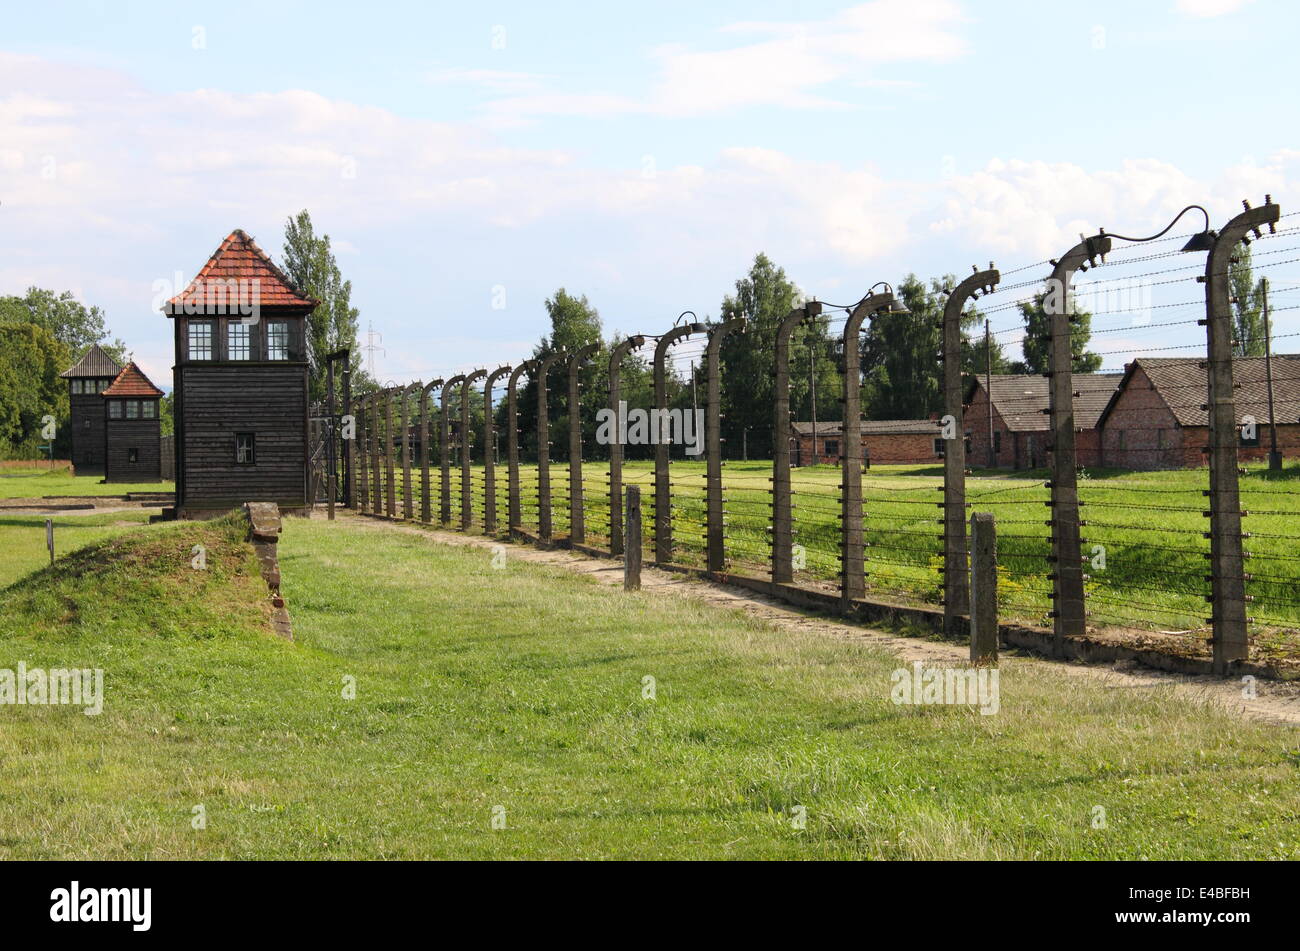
103,362 -> 165,398
163,229 -> 317,314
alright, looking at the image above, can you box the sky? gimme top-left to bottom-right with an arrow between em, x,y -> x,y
1,0 -> 1297,389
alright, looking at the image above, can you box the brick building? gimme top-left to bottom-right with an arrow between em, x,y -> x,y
964,373 -> 1123,469
1096,355 -> 1300,469
790,419 -> 944,466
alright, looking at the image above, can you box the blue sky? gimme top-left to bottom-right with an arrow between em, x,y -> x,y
1,0 -> 1297,387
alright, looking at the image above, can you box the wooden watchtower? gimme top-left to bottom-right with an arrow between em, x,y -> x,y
102,362 -> 164,483
162,229 -> 318,518
59,343 -> 123,475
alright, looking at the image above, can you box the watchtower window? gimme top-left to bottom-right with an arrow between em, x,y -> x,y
128,448 -> 138,464
188,321 -> 213,361
108,400 -> 123,419
235,433 -> 256,464
71,379 -> 82,395
126,400 -> 140,419
267,321 -> 289,361
227,321 -> 251,360
142,401 -> 157,419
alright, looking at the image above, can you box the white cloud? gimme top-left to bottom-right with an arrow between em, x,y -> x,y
481,0 -> 967,122
930,154 -> 1296,260
1174,0 -> 1254,17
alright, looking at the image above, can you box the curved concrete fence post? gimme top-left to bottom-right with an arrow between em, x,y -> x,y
567,343 -> 601,544
941,268 -> 999,634
400,381 -> 421,519
357,395 -> 369,512
772,302 -> 821,582
370,392 -> 383,516
439,374 -> 465,525
384,387 -> 397,518
607,335 -> 645,556
653,321 -> 705,565
840,291 -> 900,605
536,351 -> 567,543
460,369 -> 487,531
419,378 -> 443,523
705,318 -> 745,573
1044,236 -> 1110,651
483,365 -> 512,535
1204,197 -> 1279,670
506,361 -> 535,533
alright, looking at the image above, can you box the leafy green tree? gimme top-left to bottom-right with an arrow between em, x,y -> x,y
281,210 -> 371,403
718,254 -> 838,459
1229,245 -> 1266,357
0,287 -> 127,362
1018,292 -> 1102,373
511,289 -> 608,461
0,323 -> 70,456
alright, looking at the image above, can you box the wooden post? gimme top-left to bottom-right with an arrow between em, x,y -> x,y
969,512 -> 998,665
624,486 -> 642,591
46,518 -> 54,564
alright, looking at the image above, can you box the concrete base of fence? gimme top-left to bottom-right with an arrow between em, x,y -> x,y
354,511 -> 1298,683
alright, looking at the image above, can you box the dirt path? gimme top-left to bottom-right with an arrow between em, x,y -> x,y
338,512 -> 1300,729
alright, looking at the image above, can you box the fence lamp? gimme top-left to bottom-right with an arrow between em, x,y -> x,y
1101,204 -> 1216,253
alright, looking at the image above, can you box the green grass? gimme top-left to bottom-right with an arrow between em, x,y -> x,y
376,458 -> 1300,658
0,463 -> 172,499
0,512 -> 1297,859
0,511 -> 156,587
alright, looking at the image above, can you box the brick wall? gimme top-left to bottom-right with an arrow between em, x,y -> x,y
793,430 -> 942,466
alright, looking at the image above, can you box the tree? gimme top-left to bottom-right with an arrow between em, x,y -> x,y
718,253 -> 838,459
513,289 -> 608,461
0,287 -> 128,362
1229,245 -> 1266,357
0,323 -> 70,456
281,210 -> 370,403
1018,292 -> 1102,373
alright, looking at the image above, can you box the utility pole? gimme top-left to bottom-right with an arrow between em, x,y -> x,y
363,322 -> 384,379
985,318 -> 995,468
1262,277 -> 1281,470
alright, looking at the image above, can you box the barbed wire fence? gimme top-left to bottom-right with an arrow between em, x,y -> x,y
345,195 -> 1297,674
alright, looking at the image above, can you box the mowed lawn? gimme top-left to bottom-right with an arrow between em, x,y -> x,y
0,463 -> 173,498
0,512 -> 1297,859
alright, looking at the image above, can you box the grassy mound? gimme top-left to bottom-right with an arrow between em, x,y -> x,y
0,512 -> 271,643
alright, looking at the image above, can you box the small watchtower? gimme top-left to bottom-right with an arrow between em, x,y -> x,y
59,343 -> 124,475
163,230 -> 318,518
102,362 -> 164,482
